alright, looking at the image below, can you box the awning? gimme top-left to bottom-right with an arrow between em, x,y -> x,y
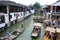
51,1 -> 60,6
0,1 -> 24,7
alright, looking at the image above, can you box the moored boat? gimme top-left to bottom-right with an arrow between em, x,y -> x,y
42,27 -> 55,40
42,27 -> 60,40
31,23 -> 41,37
43,20 -> 51,27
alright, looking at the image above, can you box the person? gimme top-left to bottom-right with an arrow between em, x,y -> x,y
21,22 -> 23,28
53,30 -> 57,40
49,31 -> 52,39
58,18 -> 60,27
53,33 -> 56,40
6,31 -> 11,39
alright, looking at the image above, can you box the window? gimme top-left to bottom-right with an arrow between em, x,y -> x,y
0,6 -> 7,13
0,15 -> 5,23
14,14 -> 16,16
56,6 -> 60,12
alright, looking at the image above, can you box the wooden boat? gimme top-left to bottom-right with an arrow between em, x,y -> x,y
42,27 -> 55,40
34,16 -> 43,23
42,27 -> 60,40
31,23 -> 41,37
0,27 -> 24,40
43,20 -> 51,27
56,28 -> 60,40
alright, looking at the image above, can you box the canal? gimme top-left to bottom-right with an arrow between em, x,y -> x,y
0,13 -> 45,40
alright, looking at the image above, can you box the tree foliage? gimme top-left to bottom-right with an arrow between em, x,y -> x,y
33,2 -> 41,10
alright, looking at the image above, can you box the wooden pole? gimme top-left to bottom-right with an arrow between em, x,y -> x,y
55,6 -> 56,12
7,6 -> 10,27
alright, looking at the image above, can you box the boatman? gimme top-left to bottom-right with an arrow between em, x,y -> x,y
49,31 -> 52,40
21,22 -> 23,28
53,30 -> 57,40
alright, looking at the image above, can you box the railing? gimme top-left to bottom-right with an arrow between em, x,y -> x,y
52,12 -> 60,16
52,12 -> 60,14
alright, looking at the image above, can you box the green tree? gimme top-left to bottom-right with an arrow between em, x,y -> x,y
33,2 -> 41,10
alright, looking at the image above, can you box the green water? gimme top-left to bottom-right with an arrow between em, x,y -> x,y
0,13 -> 45,40
16,14 -> 45,40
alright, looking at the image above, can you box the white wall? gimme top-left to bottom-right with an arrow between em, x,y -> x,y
25,11 -> 30,17
18,12 -> 21,19
10,13 -> 16,22
5,14 -> 9,24
0,23 -> 5,28
20,12 -> 24,19
31,10 -> 35,14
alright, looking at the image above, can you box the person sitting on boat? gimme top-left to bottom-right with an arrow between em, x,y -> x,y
53,20 -> 58,28
6,31 -> 11,39
53,30 -> 57,40
42,31 -> 50,40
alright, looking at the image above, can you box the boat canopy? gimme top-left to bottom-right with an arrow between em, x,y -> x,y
56,28 -> 60,33
34,23 -> 41,27
0,1 -> 24,7
45,27 -> 55,33
45,27 -> 60,33
44,20 -> 51,22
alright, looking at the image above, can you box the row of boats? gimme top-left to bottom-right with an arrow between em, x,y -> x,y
43,19 -> 60,40
33,16 -> 60,40
31,16 -> 43,37
34,16 -> 43,23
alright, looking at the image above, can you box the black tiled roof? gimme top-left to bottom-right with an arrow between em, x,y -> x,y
51,0 -> 60,6
0,1 -> 23,7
